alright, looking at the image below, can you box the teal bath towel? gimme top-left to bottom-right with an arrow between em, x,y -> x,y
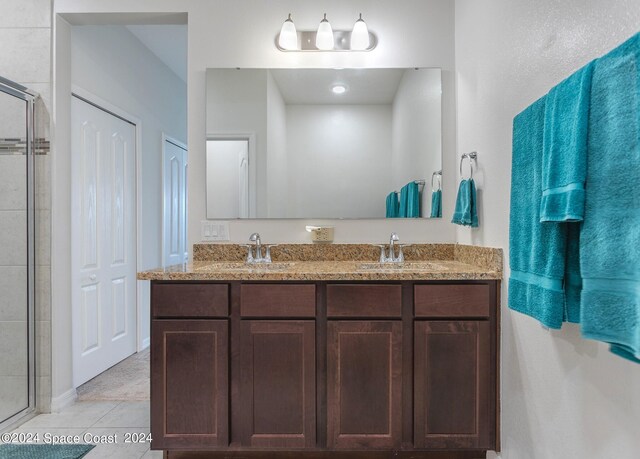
451,179 -> 478,227
509,96 -> 569,329
399,182 -> 420,218
540,61 -> 594,222
430,189 -> 442,218
386,191 -> 399,218
580,33 -> 640,363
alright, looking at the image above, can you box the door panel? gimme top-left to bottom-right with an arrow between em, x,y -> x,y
414,321 -> 492,449
72,97 -> 137,386
240,321 -> 316,448
163,138 -> 188,266
327,321 -> 402,449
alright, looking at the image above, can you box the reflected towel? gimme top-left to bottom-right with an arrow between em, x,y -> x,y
580,33 -> 640,363
385,191 -> 399,218
540,61 -> 594,222
399,182 -> 421,218
508,96 -> 569,329
451,179 -> 478,227
430,189 -> 442,218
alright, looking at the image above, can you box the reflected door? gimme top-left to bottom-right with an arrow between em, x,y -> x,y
0,82 -> 32,426
206,140 -> 249,218
71,96 -> 137,387
162,137 -> 188,266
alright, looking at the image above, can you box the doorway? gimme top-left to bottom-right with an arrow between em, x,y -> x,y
206,139 -> 250,219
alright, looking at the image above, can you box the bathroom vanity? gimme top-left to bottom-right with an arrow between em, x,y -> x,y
139,244 -> 502,459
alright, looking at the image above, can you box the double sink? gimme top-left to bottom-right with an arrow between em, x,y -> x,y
195,261 -> 449,272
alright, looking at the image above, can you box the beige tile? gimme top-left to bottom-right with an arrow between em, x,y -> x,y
92,401 -> 149,428
36,209 -> 50,265
0,155 -> 27,211
0,210 -> 27,265
0,266 -> 28,321
0,375 -> 29,419
36,264 -> 50,321
36,375 -> 51,413
0,321 -> 29,376
141,450 -> 163,458
36,320 -> 51,377
0,28 -> 50,83
82,427 -> 150,459
35,151 -> 51,211
0,0 -> 51,28
20,401 -> 120,428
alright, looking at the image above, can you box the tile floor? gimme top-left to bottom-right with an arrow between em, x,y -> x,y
11,400 -> 161,458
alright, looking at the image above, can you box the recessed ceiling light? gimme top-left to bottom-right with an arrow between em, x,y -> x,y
332,84 -> 347,94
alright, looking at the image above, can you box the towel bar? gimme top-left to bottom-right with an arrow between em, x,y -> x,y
431,170 -> 442,191
460,151 -> 478,179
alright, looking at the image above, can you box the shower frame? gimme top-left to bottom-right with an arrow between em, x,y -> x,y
0,76 -> 37,432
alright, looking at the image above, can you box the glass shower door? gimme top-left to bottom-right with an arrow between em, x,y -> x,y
0,77 -> 35,428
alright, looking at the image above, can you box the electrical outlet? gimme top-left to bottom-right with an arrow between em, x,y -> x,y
305,226 -> 334,243
201,221 -> 229,241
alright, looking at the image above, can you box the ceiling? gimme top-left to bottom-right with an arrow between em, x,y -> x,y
269,69 -> 408,105
126,25 -> 187,83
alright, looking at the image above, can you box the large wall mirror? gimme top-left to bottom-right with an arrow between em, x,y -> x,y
206,68 -> 443,219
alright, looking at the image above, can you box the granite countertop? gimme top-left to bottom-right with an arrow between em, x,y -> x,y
138,243 -> 503,281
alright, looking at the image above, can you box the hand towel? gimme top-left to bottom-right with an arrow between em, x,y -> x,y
386,191 -> 399,218
580,33 -> 640,362
508,96 -> 569,329
399,182 -> 421,218
430,189 -> 442,218
540,61 -> 594,222
451,179 -> 478,227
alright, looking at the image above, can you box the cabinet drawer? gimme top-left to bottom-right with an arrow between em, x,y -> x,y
414,284 -> 490,317
327,284 -> 402,318
240,284 -> 316,317
152,283 -> 229,318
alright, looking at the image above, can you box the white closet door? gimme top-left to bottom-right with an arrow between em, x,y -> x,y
162,138 -> 188,266
71,96 -> 137,387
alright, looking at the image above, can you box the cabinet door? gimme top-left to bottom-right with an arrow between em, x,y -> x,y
327,321 -> 402,449
240,321 -> 316,448
151,320 -> 228,449
414,321 -> 491,449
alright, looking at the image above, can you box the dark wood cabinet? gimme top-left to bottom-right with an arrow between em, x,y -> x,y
327,320 -> 403,449
150,280 -> 499,458
414,320 -> 491,449
240,320 -> 316,448
151,319 -> 228,449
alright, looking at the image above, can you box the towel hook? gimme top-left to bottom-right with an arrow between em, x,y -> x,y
460,151 -> 478,179
431,170 -> 442,192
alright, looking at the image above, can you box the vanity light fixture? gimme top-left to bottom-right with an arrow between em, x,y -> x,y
275,13 -> 377,52
332,84 -> 347,94
350,14 -> 370,50
315,13 -> 334,50
278,13 -> 298,50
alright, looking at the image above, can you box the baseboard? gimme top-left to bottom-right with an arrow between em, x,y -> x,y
141,337 -> 150,350
50,388 -> 77,413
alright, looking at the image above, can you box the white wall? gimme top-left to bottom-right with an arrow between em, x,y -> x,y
392,68 -> 442,215
286,104 -> 392,218
70,25 -> 187,356
266,70 -> 288,217
455,1 -> 640,458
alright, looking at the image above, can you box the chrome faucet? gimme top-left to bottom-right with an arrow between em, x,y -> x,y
243,233 -> 276,263
377,232 -> 409,263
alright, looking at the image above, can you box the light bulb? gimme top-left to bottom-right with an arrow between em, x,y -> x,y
350,13 -> 370,50
315,13 -> 334,50
278,13 -> 298,50
332,85 -> 347,94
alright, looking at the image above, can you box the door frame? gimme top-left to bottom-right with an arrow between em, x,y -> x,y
206,133 -> 256,218
161,133 -> 188,267
70,86 -> 144,383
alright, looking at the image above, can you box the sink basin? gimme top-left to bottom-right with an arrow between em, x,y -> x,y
196,262 -> 296,271
357,261 -> 448,271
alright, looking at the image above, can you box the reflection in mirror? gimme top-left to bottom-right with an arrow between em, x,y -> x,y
206,68 -> 442,219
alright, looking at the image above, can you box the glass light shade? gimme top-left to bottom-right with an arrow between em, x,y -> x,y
315,14 -> 334,50
350,14 -> 370,50
278,14 -> 298,50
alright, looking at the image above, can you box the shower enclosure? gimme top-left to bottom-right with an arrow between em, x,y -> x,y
0,76 -> 37,430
